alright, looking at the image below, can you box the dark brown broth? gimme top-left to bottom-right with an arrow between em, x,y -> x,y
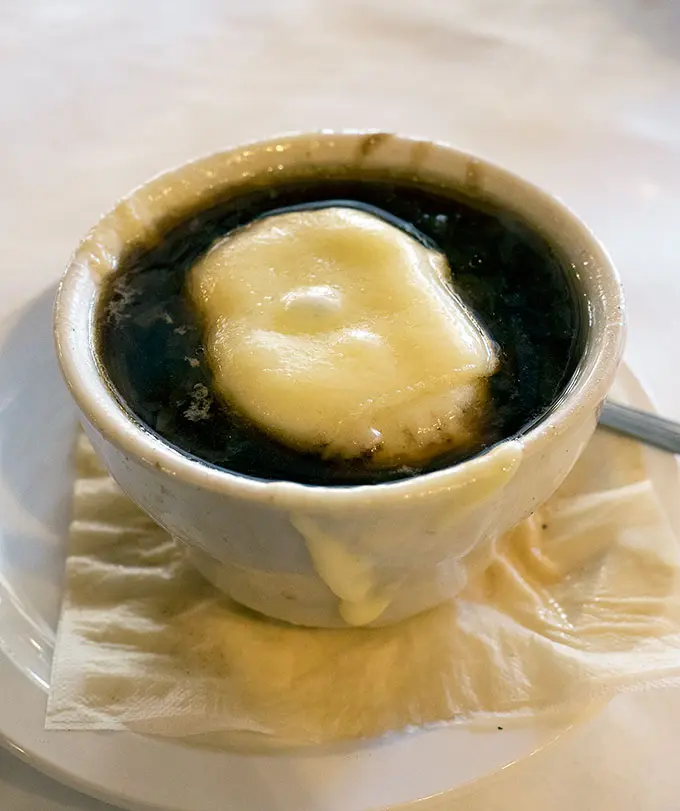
96,176 -> 585,486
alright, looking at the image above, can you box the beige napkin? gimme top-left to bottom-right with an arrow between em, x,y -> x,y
46,428 -> 680,744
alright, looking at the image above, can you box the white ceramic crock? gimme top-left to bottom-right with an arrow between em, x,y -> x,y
54,131 -> 625,628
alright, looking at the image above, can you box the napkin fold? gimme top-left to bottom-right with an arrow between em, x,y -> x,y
46,428 -> 680,744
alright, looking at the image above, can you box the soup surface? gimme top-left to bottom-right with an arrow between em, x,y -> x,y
97,174 -> 585,486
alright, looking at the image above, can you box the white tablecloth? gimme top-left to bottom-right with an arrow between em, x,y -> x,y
2,1 -> 680,808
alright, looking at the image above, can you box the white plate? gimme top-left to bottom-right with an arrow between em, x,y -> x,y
0,286 -> 675,811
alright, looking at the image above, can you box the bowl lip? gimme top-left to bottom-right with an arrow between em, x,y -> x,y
54,129 -> 626,506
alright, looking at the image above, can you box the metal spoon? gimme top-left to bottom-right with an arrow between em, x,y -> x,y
599,401 -> 680,455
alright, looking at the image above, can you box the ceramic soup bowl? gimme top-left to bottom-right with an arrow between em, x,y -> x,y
54,131 -> 625,628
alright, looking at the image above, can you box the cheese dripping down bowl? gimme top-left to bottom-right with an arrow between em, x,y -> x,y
54,132 -> 625,628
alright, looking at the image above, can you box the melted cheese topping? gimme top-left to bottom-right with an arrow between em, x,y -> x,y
291,515 -> 395,626
190,206 -> 497,465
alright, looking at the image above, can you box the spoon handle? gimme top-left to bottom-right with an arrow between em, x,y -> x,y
599,401 -> 680,455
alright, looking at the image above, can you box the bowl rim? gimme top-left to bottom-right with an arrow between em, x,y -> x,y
53,129 -> 626,506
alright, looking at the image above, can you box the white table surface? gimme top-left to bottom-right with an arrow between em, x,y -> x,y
2,1 -> 680,808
